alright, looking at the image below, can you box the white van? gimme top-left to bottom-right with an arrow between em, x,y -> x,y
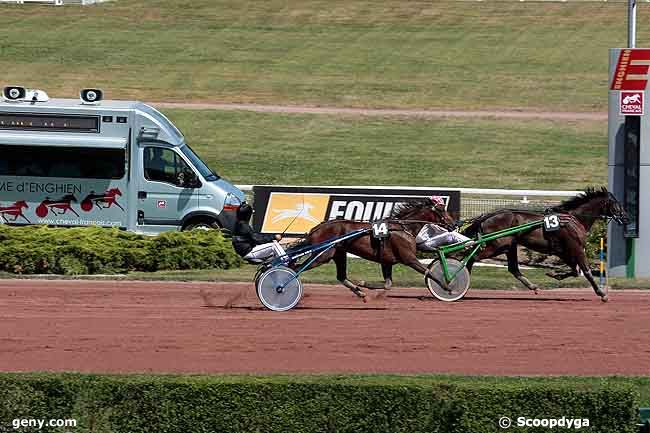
0,86 -> 244,234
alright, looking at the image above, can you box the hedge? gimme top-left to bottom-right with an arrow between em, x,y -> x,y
0,374 -> 638,433
0,225 -> 242,275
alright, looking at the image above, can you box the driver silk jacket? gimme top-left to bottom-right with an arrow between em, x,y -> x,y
231,221 -> 277,256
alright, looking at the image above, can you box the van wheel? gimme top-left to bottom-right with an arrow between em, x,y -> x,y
182,218 -> 221,231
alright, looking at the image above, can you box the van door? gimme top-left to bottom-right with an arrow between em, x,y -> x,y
136,145 -> 199,232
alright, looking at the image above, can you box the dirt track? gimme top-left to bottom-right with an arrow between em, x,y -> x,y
1,279 -> 648,376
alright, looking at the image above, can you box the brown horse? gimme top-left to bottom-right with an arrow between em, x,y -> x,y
462,187 -> 628,301
292,198 -> 457,299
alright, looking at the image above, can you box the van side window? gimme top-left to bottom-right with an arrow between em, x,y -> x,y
143,147 -> 192,187
0,144 -> 125,179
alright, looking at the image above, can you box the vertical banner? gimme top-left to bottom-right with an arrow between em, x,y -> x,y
252,186 -> 461,235
623,116 -> 640,238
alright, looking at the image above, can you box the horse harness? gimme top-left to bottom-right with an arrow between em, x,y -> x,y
368,219 -> 449,263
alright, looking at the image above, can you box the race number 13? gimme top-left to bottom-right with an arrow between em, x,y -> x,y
543,214 -> 561,232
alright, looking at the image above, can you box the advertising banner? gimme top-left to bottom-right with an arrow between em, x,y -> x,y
252,186 -> 460,235
0,177 -> 127,228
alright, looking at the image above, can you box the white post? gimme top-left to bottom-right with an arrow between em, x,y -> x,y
629,0 -> 637,48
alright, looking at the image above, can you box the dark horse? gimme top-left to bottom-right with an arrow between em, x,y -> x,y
293,198 -> 457,299
462,187 -> 628,301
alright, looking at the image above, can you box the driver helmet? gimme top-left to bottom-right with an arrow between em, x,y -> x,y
237,203 -> 253,221
430,196 -> 446,209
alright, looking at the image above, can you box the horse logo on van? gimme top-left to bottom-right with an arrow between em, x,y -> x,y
81,188 -> 124,212
36,195 -> 79,218
0,200 -> 30,223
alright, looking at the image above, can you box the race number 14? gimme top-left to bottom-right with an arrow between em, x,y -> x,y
543,214 -> 561,232
372,221 -> 389,238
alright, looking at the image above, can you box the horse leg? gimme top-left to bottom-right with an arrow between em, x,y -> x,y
576,255 -> 608,302
466,257 -> 475,273
333,249 -> 367,301
556,250 -> 606,301
506,242 -> 538,293
548,250 -> 582,280
399,251 -> 438,283
355,263 -> 394,290
381,263 -> 393,289
546,267 -> 579,281
467,240 -> 503,273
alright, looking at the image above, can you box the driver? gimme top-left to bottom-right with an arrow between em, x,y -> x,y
415,196 -> 476,250
232,203 -> 288,263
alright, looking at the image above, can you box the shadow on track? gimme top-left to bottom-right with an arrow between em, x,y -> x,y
463,295 -> 591,302
387,293 -> 592,302
201,304 -> 389,311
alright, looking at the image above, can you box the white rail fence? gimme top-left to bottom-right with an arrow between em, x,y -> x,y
235,185 -> 581,220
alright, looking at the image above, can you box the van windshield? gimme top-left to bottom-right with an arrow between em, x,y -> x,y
180,145 -> 219,181
137,104 -> 184,144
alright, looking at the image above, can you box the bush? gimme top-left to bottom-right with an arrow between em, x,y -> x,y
0,226 -> 242,275
0,374 -> 639,433
586,219 -> 607,262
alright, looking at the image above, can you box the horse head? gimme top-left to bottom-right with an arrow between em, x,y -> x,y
552,187 -> 628,226
14,200 -> 28,209
605,191 -> 629,225
64,194 -> 77,203
392,198 -> 456,230
108,188 -> 122,197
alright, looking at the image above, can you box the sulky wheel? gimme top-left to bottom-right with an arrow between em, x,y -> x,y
256,266 -> 303,312
425,258 -> 471,302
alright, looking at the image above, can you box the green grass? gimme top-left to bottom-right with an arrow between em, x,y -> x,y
107,261 -> 650,290
165,109 -> 606,189
10,257 -> 648,289
0,1 -> 647,111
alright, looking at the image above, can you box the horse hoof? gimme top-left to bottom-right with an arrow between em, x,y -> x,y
601,295 -> 609,303
533,289 -> 539,295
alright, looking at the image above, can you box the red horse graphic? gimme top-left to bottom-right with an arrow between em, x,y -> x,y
36,195 -> 79,218
0,200 -> 30,223
623,93 -> 642,104
81,188 -> 124,212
